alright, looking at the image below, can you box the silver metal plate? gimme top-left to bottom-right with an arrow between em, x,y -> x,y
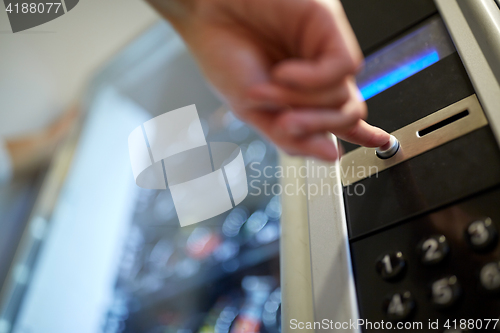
340,94 -> 488,186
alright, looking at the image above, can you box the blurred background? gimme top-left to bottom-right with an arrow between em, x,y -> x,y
0,2 -> 283,332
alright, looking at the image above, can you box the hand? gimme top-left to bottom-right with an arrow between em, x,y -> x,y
147,0 -> 390,160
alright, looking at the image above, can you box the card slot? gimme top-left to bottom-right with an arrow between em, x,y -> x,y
418,110 -> 470,137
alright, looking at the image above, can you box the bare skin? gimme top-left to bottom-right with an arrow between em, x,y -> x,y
147,0 -> 391,160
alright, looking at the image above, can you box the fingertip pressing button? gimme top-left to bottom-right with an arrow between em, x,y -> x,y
376,135 -> 400,159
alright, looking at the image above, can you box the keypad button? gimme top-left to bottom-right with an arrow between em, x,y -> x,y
418,235 -> 450,265
382,291 -> 415,321
375,252 -> 406,281
430,275 -> 461,308
480,261 -> 500,293
465,217 -> 498,252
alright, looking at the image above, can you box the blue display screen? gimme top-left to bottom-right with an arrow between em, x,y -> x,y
358,50 -> 440,101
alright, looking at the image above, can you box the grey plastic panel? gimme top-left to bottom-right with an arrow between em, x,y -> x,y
306,152 -> 360,333
435,0 -> 500,147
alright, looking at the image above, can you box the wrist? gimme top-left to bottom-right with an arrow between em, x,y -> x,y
146,0 -> 199,32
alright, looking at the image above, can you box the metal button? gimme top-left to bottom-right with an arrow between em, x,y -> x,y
465,217 -> 498,252
430,275 -> 461,308
376,135 -> 400,159
418,235 -> 450,265
375,252 -> 406,281
480,261 -> 500,293
383,291 -> 415,321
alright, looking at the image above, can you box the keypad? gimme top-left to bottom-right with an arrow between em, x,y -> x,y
353,189 -> 500,330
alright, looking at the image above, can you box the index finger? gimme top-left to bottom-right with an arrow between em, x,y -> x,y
336,119 -> 390,148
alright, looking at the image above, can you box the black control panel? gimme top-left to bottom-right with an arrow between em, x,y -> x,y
351,187 -> 500,332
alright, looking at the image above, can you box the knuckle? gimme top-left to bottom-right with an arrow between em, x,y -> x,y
343,122 -> 360,139
342,57 -> 357,75
278,112 -> 307,136
276,112 -> 296,134
356,101 -> 368,120
243,85 -> 258,100
343,101 -> 366,127
342,52 -> 363,75
352,53 -> 364,72
334,82 -> 351,106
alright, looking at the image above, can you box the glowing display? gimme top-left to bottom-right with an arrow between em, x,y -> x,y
358,50 -> 440,101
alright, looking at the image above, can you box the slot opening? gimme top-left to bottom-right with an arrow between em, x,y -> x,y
417,110 -> 469,137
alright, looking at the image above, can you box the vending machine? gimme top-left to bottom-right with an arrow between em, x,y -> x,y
281,0 -> 500,332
